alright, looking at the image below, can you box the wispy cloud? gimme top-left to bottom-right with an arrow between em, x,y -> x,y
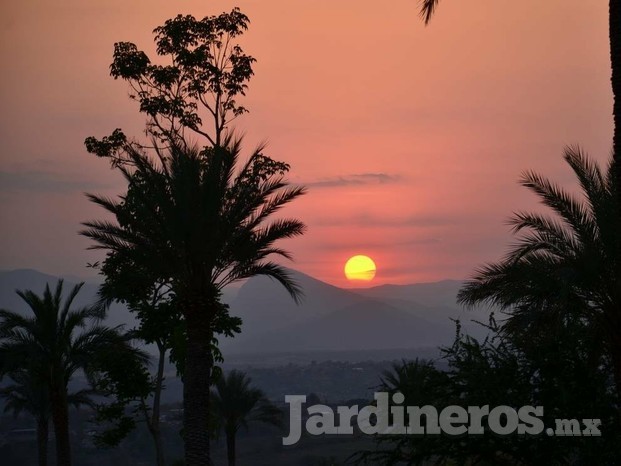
314,237 -> 442,252
304,173 -> 402,189
0,170 -> 112,194
313,213 -> 455,228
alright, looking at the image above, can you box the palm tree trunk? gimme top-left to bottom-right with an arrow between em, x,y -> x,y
50,386 -> 71,466
150,341 -> 167,466
152,428 -> 166,466
611,0 -> 621,159
608,0 -> 621,405
611,335 -> 621,401
183,308 -> 214,466
36,415 -> 48,466
226,429 -> 236,466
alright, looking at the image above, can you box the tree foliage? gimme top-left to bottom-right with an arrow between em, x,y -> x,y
85,7 -> 255,160
82,8 -> 306,465
355,316 -> 620,465
0,280 -> 135,466
458,148 -> 621,395
211,370 -> 283,466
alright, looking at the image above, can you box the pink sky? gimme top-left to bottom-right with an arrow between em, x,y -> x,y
0,0 -> 613,287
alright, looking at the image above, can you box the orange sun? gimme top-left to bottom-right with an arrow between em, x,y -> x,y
344,255 -> 377,282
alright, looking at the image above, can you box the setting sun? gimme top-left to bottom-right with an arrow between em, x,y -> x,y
344,255 -> 377,282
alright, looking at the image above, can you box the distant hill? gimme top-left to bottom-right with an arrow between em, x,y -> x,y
0,269 -> 240,331
0,269 -> 137,330
221,270 -> 491,354
0,268 -> 491,357
228,298 -> 452,352
352,280 -> 464,309
349,280 -> 490,339
227,270 -> 368,334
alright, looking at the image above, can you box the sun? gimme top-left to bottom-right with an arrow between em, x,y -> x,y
344,255 -> 377,282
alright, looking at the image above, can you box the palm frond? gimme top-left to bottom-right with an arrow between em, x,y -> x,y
244,185 -> 307,230
222,262 -> 304,303
84,193 -> 124,216
508,211 -> 580,254
59,282 -> 86,333
520,169 -> 598,245
459,150 -> 614,337
419,0 -> 440,25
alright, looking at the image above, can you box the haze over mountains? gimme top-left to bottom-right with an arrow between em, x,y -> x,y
0,269 -> 491,356
223,271 -> 490,353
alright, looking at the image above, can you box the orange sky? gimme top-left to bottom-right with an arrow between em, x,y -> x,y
0,0 -> 613,287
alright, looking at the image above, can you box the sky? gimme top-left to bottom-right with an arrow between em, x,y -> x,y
0,0 -> 613,287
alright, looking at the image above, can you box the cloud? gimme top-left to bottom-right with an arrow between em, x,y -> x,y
313,213 -> 457,228
304,173 -> 402,189
313,237 -> 442,252
0,170 -> 112,194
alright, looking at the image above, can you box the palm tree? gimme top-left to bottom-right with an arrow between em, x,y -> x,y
81,137 -> 306,465
457,147 -> 621,398
379,358 -> 449,400
0,280 -> 126,466
1,369 -> 50,466
211,370 -> 283,466
1,369 -> 96,466
352,359 -> 451,465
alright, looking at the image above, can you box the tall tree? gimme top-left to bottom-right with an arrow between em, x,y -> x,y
0,280 -> 128,466
83,138 -> 304,466
1,369 -> 96,466
82,12 -> 306,464
95,258 -> 182,466
609,0 -> 621,160
1,369 -> 50,466
211,370 -> 283,466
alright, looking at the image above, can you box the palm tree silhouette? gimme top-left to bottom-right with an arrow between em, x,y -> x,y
0,280 -> 126,466
458,147 -> 621,397
211,370 -> 283,466
0,369 -> 95,466
82,137 -> 305,464
1,369 -> 51,466
379,359 -> 447,401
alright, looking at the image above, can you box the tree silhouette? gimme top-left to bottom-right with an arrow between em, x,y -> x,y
83,139 -> 305,464
1,369 -> 96,466
95,258 -> 181,466
1,369 -> 51,466
83,9 -> 306,465
354,317 -> 620,465
418,0 -> 440,25
353,359 -> 450,465
0,280 -> 128,466
211,370 -> 283,466
458,147 -> 621,398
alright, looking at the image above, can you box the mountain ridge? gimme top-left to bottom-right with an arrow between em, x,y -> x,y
0,268 -> 490,356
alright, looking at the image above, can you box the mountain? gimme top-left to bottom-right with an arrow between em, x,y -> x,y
352,280 -> 464,309
227,270 -> 368,335
0,268 -> 490,356
226,297 -> 452,352
0,269 -> 240,330
0,269 -> 137,330
221,270 -> 490,354
349,280 -> 491,338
